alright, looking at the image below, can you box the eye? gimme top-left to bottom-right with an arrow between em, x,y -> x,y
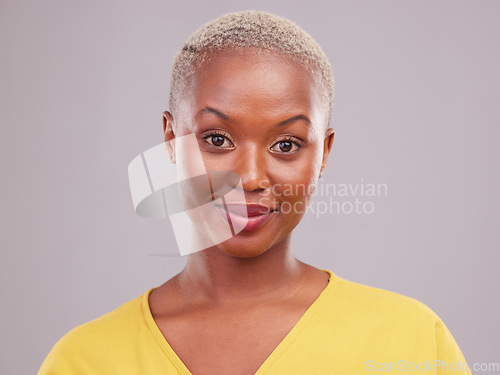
270,136 -> 304,154
202,131 -> 235,149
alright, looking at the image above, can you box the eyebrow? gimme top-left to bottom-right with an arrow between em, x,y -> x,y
197,107 -> 311,127
198,107 -> 230,121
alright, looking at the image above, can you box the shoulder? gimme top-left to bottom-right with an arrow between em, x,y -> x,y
318,271 -> 469,366
63,292 -> 145,345
38,291 -> 149,374
324,270 -> 442,330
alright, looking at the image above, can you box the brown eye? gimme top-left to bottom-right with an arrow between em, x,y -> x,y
270,137 -> 303,154
211,135 -> 225,147
203,131 -> 235,149
278,141 -> 292,152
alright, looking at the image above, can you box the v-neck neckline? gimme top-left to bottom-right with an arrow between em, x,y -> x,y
142,269 -> 336,374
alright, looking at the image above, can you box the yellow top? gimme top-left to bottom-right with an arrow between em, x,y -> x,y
38,270 -> 471,374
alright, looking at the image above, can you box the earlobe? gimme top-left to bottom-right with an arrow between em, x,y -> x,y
163,111 -> 176,164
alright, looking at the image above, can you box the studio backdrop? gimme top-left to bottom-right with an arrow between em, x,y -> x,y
0,1 -> 498,374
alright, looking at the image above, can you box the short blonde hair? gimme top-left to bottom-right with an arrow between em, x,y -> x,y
169,10 -> 334,129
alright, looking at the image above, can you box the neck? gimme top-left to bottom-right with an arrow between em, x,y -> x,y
177,234 -> 307,306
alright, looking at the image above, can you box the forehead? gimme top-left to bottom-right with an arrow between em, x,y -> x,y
180,49 -> 323,125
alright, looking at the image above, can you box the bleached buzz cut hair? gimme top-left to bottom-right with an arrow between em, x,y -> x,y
169,10 -> 334,129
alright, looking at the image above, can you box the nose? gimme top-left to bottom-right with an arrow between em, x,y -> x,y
233,144 -> 270,192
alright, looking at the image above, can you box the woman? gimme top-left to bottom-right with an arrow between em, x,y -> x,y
39,10 -> 470,375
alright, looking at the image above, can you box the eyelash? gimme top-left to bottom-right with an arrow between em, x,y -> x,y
201,131 -> 304,154
271,136 -> 304,154
202,130 -> 235,149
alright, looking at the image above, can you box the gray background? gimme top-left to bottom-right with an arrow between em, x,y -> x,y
1,0 -> 498,373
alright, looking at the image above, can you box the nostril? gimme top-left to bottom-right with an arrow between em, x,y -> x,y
256,180 -> 270,190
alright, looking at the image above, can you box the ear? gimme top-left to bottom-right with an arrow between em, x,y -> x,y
163,111 -> 176,164
319,128 -> 335,178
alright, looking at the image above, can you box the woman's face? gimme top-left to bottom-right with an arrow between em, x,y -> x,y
164,48 -> 334,258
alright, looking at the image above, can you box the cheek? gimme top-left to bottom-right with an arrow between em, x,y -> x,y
198,153 -> 233,175
269,145 -> 323,205
175,135 -> 207,178
272,143 -> 322,182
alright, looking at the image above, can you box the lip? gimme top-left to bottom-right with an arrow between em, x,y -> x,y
224,203 -> 274,216
215,203 -> 278,232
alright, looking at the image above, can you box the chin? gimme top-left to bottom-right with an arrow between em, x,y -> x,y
225,249 -> 267,259
213,232 -> 279,259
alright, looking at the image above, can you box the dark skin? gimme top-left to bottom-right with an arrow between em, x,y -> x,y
150,48 -> 335,375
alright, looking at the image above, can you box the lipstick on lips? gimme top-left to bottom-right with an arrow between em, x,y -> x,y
215,203 -> 277,232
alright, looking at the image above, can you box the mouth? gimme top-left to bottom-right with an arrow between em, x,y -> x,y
214,203 -> 278,232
